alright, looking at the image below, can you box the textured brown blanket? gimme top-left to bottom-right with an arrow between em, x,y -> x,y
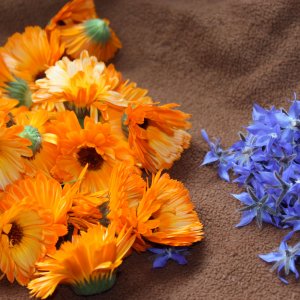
1,0 -> 300,299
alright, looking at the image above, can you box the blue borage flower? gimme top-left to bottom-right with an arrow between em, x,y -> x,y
201,129 -> 234,181
148,247 -> 188,268
202,99 -> 300,230
259,231 -> 300,284
201,96 -> 300,283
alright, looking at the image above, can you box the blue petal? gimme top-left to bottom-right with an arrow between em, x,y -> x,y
148,248 -> 165,254
262,212 -> 273,225
171,253 -> 188,265
259,253 -> 282,263
279,241 -> 288,252
202,151 -> 219,165
236,211 -> 255,227
218,166 -> 230,182
232,192 -> 252,205
153,255 -> 169,268
277,264 -> 289,284
201,129 -> 210,144
282,231 -> 295,243
290,259 -> 299,279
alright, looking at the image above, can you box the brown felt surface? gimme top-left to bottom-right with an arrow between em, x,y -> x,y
1,0 -> 300,299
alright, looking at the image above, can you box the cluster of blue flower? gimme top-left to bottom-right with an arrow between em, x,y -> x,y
202,97 -> 300,283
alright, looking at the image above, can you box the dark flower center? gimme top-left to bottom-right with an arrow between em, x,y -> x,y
6,113 -> 16,127
77,147 -> 103,171
57,20 -> 66,26
138,118 -> 149,130
35,71 -> 46,81
8,222 -> 23,246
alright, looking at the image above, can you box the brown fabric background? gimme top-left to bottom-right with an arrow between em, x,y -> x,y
1,0 -> 300,299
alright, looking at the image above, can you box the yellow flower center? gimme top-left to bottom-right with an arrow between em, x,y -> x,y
77,147 -> 103,171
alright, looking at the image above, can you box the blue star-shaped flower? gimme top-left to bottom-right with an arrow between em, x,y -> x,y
233,185 -> 277,228
259,231 -> 300,284
148,247 -> 188,268
201,129 -> 233,181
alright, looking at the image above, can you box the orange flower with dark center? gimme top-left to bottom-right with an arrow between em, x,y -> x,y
0,202 -> 60,285
122,103 -> 191,172
50,110 -> 134,192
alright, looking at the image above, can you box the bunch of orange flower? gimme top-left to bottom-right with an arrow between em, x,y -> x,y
0,0 -> 203,298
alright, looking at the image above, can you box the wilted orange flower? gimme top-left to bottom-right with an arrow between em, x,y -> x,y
0,202 -> 59,285
0,125 -> 32,190
122,103 -> 191,173
50,111 -> 134,192
33,51 -> 126,121
46,0 -> 97,33
28,225 -> 135,299
2,26 -> 64,84
137,171 -> 204,246
60,18 -> 122,62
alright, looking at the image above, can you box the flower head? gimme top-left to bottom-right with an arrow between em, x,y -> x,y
0,202 -> 59,285
2,27 -> 64,84
0,172 -> 79,237
137,171 -> 204,246
50,111 -> 134,192
28,225 -> 135,298
33,51 -> 126,121
123,103 -> 191,173
149,247 -> 188,268
60,18 -> 122,62
259,231 -> 300,284
201,129 -> 234,181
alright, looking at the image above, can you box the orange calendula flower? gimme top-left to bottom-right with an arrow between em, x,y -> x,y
0,202 -> 59,285
33,51 -> 126,122
15,110 -> 58,176
60,18 -> 121,62
0,172 -> 78,238
122,103 -> 191,173
107,163 -> 147,251
2,26 -> 64,85
28,225 -> 135,298
0,125 -> 32,190
137,171 -> 204,246
50,111 -> 134,192
46,0 -> 97,33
